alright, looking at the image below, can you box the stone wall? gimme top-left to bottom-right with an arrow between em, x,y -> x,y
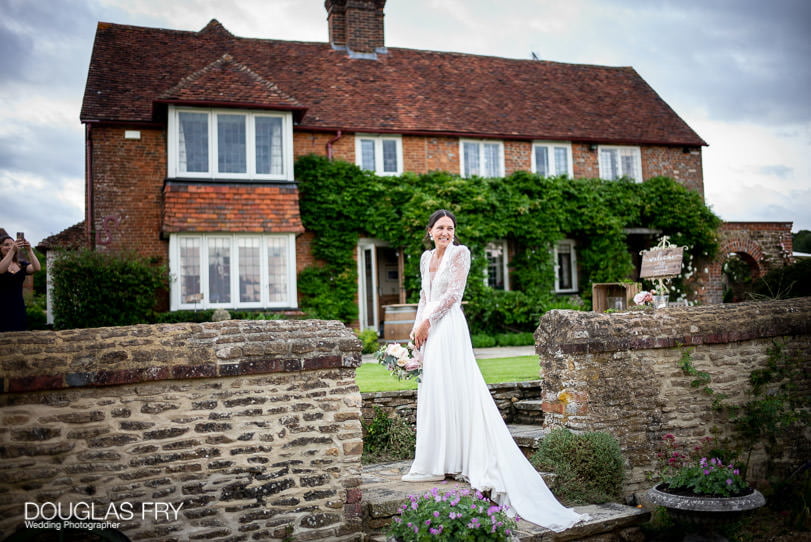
361,380 -> 543,427
0,320 -> 363,541
534,297 -> 811,496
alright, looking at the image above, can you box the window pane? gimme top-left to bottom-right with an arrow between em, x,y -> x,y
483,143 -> 500,177
557,243 -> 572,290
178,112 -> 209,173
382,139 -> 398,173
554,147 -> 568,175
535,146 -> 549,176
208,238 -> 231,303
217,114 -> 247,173
179,238 -> 201,302
463,142 -> 479,177
255,116 -> 283,175
360,139 -> 376,171
620,149 -> 640,181
267,237 -> 289,303
485,242 -> 505,290
238,237 -> 261,303
599,149 -> 618,180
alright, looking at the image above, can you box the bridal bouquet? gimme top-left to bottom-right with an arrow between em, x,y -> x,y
375,342 -> 423,383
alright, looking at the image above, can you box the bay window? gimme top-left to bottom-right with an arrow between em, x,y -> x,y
169,106 -> 293,180
170,233 -> 297,310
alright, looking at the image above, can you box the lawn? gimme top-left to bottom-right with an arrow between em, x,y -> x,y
356,356 -> 541,393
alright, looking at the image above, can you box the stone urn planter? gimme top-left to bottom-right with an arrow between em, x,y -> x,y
647,483 -> 765,539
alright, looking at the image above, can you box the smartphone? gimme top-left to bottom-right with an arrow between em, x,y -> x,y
16,232 -> 24,241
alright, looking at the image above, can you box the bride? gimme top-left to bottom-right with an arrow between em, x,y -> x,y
402,209 -> 587,532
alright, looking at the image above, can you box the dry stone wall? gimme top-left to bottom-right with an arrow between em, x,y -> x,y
534,297 -> 811,496
0,320 -> 363,541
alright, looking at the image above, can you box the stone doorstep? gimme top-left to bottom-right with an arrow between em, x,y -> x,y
361,460 -> 650,541
509,423 -> 548,456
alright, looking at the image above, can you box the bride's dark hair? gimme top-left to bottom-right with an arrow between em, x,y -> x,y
423,209 -> 460,246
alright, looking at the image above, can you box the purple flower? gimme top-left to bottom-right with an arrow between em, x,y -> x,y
726,479 -> 733,485
733,469 -> 740,475
487,505 -> 500,516
703,469 -> 710,475
433,511 -> 440,518
430,528 -> 439,535
424,519 -> 431,526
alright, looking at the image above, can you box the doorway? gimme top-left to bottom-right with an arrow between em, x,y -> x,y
357,240 -> 400,334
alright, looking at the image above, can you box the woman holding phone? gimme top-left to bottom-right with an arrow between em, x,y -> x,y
0,232 -> 41,331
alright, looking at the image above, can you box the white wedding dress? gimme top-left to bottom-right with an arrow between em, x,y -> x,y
404,243 -> 587,532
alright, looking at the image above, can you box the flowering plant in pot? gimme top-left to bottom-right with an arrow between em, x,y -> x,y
387,485 -> 518,541
648,434 -> 765,529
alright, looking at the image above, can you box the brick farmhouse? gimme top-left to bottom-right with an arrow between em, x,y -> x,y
38,0 -> 791,328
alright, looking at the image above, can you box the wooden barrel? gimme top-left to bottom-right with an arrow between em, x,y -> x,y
383,304 -> 418,342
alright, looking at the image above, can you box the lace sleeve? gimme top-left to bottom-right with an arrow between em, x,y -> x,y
411,251 -> 430,336
427,246 -> 470,327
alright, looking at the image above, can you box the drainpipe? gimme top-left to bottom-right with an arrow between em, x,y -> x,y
326,130 -> 342,160
85,123 -> 93,249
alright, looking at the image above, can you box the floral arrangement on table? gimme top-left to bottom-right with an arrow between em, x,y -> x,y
375,342 -> 423,383
633,290 -> 655,306
388,485 -> 519,541
655,434 -> 750,498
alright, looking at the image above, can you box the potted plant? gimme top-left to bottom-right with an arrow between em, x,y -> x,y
647,435 -> 765,531
387,484 -> 518,541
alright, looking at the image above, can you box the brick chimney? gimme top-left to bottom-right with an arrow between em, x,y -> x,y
325,0 -> 386,57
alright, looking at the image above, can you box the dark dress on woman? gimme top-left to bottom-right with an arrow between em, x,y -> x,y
0,260 -> 29,332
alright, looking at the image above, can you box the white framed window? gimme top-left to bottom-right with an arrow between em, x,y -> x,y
169,233 -> 297,310
168,106 -> 294,181
532,141 -> 573,177
461,140 -> 503,178
553,239 -> 578,293
598,145 -> 642,182
484,240 -> 510,290
355,134 -> 403,175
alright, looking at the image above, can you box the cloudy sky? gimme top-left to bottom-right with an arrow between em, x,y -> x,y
2,0 -> 809,245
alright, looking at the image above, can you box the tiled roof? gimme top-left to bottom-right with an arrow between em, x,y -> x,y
156,53 -> 306,117
162,182 -> 305,233
82,19 -> 706,146
37,222 -> 87,251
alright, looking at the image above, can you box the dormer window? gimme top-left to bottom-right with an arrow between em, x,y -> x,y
168,106 -> 294,181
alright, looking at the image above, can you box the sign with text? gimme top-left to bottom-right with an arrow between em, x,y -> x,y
639,247 -> 684,278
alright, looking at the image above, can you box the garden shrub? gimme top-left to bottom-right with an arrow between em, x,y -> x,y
51,249 -> 166,329
153,309 -> 216,324
470,334 -> 496,348
362,407 -> 416,464
530,428 -> 625,505
751,258 -> 811,299
357,328 -> 380,354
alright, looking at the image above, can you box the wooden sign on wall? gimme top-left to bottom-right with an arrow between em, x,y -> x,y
640,247 -> 684,278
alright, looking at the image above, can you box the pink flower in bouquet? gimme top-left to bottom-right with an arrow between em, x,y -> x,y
633,291 -> 654,305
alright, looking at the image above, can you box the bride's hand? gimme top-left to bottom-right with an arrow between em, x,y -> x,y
413,320 -> 430,349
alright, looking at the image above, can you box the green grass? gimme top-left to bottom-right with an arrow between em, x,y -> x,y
356,356 -> 540,393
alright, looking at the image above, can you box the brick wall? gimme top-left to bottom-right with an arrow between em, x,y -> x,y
701,222 -> 794,304
642,146 -> 704,194
89,126 -> 166,260
0,320 -> 364,541
534,297 -> 811,495
504,140 -> 531,175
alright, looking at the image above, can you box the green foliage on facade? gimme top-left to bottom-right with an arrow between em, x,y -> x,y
50,249 -> 167,329
295,155 -> 721,328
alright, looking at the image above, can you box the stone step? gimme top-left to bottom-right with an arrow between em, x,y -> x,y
514,399 -> 544,411
508,423 -> 547,457
361,460 -> 650,541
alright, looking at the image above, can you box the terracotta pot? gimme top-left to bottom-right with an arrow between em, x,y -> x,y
647,483 -> 765,529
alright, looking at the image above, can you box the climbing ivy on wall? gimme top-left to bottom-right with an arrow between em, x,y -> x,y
295,155 -> 721,328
